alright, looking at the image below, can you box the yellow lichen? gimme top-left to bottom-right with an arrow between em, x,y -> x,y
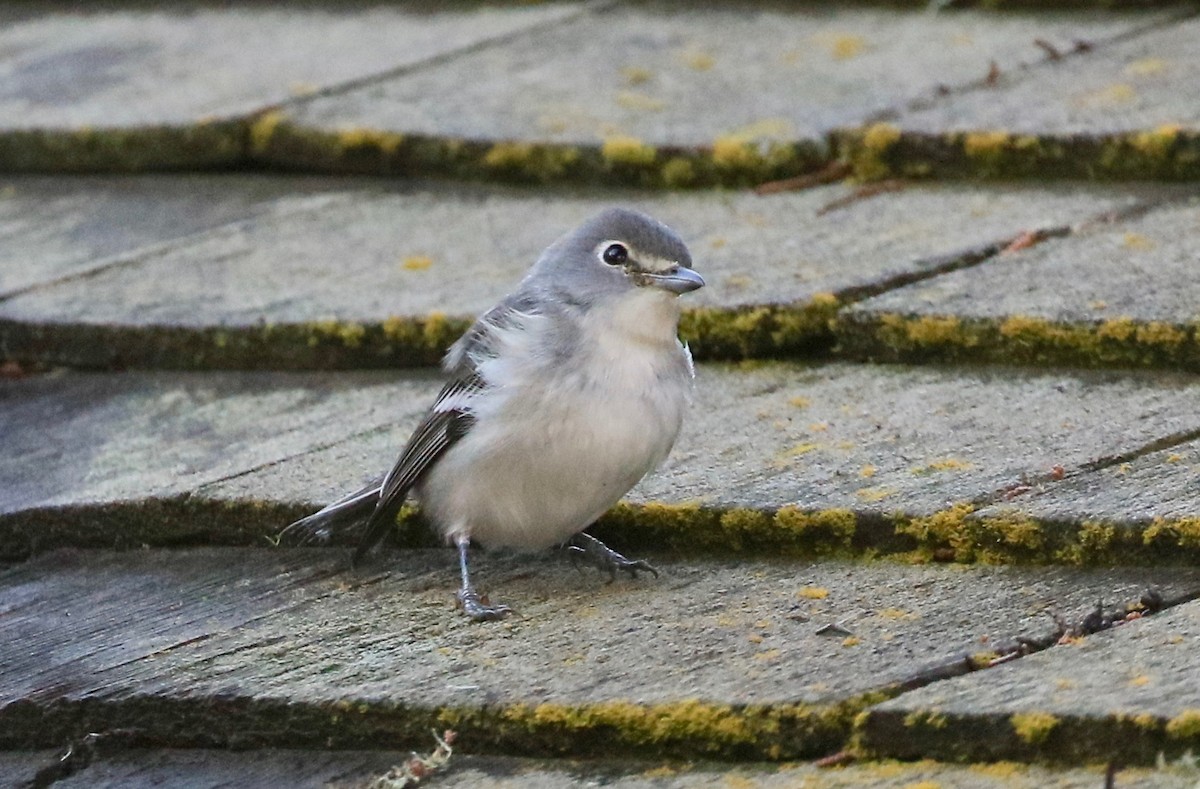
788,442 -> 822,457
601,135 -> 656,166
1144,516 -> 1200,549
911,457 -> 973,475
969,762 -> 1026,779
1130,713 -> 1158,730
963,131 -> 1011,159
503,698 -> 767,749
904,710 -> 948,730
849,122 -> 902,181
1058,520 -> 1117,565
842,636 -> 861,647
249,110 -> 284,154
788,396 -> 811,409
615,91 -> 665,112
1010,711 -> 1059,744
877,607 -> 917,620
904,316 -> 963,346
718,509 -> 772,551
309,319 -> 366,348
483,141 -> 535,169
620,66 -> 654,86
680,50 -> 716,71
969,651 -> 999,669
1130,124 -> 1181,160
711,136 -> 762,171
855,486 -> 894,503
860,465 -> 877,478
971,511 -> 1046,563
1097,316 -> 1137,342
1126,58 -> 1167,77
1080,83 -> 1137,107
999,314 -> 1054,341
401,255 -> 433,271
336,126 -> 403,155
1122,231 -> 1157,251
773,507 -> 856,554
728,118 -> 795,140
828,34 -> 868,60
481,142 -> 580,180
896,503 -> 975,558
1136,321 -> 1186,347
797,586 -> 829,600
1166,709 -> 1200,739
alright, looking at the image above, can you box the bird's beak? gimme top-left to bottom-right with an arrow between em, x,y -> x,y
644,265 -> 705,295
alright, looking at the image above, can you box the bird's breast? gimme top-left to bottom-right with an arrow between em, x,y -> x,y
420,331 -> 692,551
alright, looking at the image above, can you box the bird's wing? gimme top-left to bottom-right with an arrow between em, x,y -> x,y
353,295 -> 536,563
278,476 -> 385,546
353,370 -> 485,563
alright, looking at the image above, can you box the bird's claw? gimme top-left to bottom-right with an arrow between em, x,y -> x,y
567,541 -> 659,581
457,588 -> 512,622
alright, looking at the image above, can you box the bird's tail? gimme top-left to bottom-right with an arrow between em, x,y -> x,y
277,477 -> 383,546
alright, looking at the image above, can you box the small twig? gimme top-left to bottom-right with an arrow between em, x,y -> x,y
1000,230 -> 1040,255
984,60 -> 1001,86
816,180 -> 908,216
1033,38 -> 1063,61
754,161 -> 851,196
814,750 -> 856,768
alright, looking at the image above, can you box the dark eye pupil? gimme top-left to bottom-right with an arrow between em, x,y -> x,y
603,244 -> 628,265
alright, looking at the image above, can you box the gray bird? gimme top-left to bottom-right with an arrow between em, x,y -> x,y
283,208 -> 704,620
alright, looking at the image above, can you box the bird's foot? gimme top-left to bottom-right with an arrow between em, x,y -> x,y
568,533 -> 659,581
457,587 -> 512,622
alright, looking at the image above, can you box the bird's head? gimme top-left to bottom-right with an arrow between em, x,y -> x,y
531,208 -> 704,305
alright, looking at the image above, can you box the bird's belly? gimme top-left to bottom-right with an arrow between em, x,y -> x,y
417,376 -> 684,551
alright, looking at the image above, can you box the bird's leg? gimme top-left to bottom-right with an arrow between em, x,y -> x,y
455,535 -> 511,621
567,532 -> 659,581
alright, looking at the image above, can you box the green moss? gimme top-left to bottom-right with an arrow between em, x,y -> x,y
717,508 -> 773,552
679,296 -> 840,361
964,510 -> 1048,564
309,319 -> 366,348
249,110 -> 284,154
434,696 -> 867,761
601,135 -> 657,167
1144,516 -> 1200,550
336,126 -> 406,157
1010,711 -> 1060,745
480,141 -> 581,181
833,125 -> 1200,182
903,709 -> 949,730
838,311 -> 1200,373
1056,520 -> 1119,564
659,157 -> 696,188
0,123 -> 243,172
842,123 -> 902,181
963,130 -> 1014,176
895,503 -> 975,559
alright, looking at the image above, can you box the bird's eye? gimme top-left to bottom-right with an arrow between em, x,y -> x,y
602,243 -> 629,265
